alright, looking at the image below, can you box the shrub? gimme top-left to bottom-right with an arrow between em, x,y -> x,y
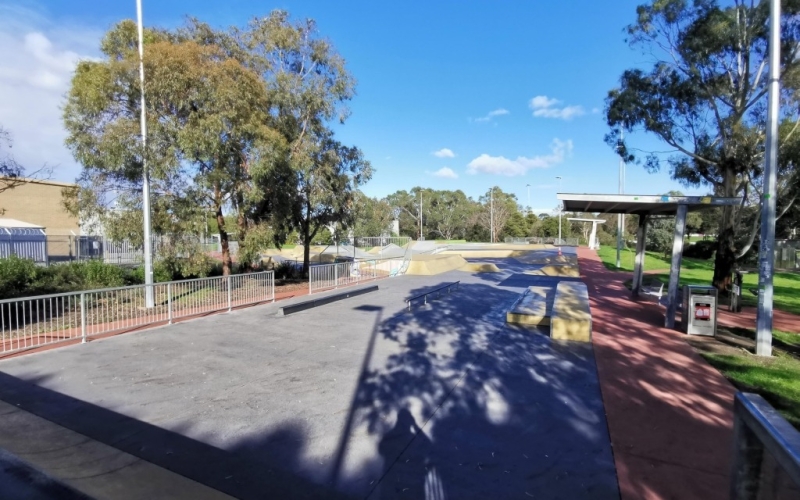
79,259 -> 127,288
274,261 -> 300,280
0,256 -> 39,299
684,240 -> 716,260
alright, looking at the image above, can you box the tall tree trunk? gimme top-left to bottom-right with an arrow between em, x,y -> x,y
235,191 -> 248,270
215,184 -> 232,276
713,170 -> 737,290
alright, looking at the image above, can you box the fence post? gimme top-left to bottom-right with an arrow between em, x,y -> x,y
167,282 -> 173,325
335,263 -> 339,289
271,272 -> 276,302
227,275 -> 232,312
80,292 -> 87,344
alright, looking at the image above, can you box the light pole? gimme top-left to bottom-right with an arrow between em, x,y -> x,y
490,187 -> 494,243
526,183 -> 531,216
755,0 -> 781,357
136,0 -> 154,308
555,176 -> 563,244
418,191 -> 423,240
616,129 -> 626,268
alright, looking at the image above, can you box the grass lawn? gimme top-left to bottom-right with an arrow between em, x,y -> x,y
435,239 -> 467,244
701,348 -> 800,429
596,245 -> 800,316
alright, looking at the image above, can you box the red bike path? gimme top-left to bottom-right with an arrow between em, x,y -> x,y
578,247 -> 736,500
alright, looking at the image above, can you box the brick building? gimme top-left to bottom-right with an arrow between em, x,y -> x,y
0,178 -> 80,259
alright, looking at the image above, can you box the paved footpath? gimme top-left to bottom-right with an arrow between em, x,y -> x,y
578,248 -> 736,500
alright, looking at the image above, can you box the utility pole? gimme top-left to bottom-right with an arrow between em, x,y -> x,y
418,191 -> 422,240
756,0 -> 781,357
490,187 -> 494,243
136,0 -> 154,308
556,176 -> 563,244
616,129 -> 625,268
526,183 -> 531,217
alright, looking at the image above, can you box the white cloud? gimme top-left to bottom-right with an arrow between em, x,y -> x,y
466,139 -> 573,177
430,167 -> 458,179
591,107 -> 600,114
474,108 -> 510,123
432,148 -> 455,158
529,95 -> 585,120
0,5 -> 101,182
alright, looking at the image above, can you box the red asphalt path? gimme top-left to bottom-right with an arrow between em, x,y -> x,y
578,248 -> 736,500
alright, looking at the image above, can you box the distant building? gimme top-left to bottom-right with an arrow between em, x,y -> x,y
0,177 -> 81,259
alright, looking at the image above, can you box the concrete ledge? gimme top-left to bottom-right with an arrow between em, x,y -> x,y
506,286 -> 554,326
277,285 -> 379,316
551,281 -> 592,342
0,448 -> 92,500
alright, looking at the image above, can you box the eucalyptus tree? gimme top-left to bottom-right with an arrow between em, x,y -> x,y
605,0 -> 800,288
231,11 -> 371,275
63,20 -> 278,275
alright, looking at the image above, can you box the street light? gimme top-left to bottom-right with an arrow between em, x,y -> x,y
555,176 -> 563,244
136,0 -> 154,308
616,129 -> 626,268
526,183 -> 531,216
490,186 -> 495,243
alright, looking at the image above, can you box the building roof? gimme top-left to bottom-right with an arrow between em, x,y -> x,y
557,193 -> 742,215
0,218 -> 44,229
0,177 -> 77,188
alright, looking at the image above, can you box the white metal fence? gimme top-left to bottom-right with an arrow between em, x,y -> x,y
352,236 -> 412,248
308,258 -> 405,294
0,271 -> 274,355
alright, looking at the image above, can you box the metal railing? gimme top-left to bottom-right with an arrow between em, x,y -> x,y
406,281 -> 460,310
0,271 -> 274,355
352,236 -> 412,248
504,237 -> 580,246
731,392 -> 800,498
309,258 -> 404,294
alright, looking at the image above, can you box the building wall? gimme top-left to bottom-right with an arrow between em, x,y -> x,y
0,178 -> 79,236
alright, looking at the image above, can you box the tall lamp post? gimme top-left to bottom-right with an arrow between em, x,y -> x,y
136,0 -> 154,308
555,176 -> 563,244
526,183 -> 531,216
616,130 -> 626,268
756,0 -> 781,357
490,186 -> 495,243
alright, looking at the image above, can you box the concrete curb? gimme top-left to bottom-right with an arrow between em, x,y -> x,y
0,447 -> 93,500
277,285 -> 379,316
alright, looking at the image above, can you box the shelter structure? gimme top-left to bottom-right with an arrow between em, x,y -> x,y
558,193 -> 741,329
567,218 -> 605,250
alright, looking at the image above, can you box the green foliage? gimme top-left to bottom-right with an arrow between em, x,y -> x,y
0,255 -> 38,299
683,240 -> 716,260
502,212 -> 528,238
645,218 -> 675,255
606,0 -> 800,288
273,261 -> 300,280
314,227 -> 333,245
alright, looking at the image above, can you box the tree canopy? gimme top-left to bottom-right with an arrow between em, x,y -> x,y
606,0 -> 800,288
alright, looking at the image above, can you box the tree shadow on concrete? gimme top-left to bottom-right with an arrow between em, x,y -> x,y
334,280 -> 619,499
579,253 -> 737,500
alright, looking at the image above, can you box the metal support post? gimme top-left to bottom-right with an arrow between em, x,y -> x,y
227,275 -> 232,312
665,205 -> 688,328
80,292 -> 87,343
632,215 -> 648,296
167,282 -> 172,324
755,0 -> 781,357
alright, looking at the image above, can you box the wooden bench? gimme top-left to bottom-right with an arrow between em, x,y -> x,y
550,281 -> 592,342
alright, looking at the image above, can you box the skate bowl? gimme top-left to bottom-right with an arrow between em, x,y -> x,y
405,254 -> 468,275
459,262 -> 501,273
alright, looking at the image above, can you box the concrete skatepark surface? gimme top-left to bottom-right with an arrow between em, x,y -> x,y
0,248 -> 619,499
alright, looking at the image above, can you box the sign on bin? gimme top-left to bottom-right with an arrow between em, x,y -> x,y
694,303 -> 711,321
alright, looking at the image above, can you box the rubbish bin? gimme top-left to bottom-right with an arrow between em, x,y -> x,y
682,285 -> 718,336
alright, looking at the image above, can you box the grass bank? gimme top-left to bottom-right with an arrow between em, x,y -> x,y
596,246 -> 800,316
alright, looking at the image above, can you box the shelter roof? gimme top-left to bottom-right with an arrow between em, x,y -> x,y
558,193 -> 741,216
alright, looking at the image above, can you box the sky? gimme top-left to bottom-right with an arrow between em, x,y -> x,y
0,0 -> 707,215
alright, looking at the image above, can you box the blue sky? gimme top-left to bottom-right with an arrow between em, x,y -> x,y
0,0 -> 704,214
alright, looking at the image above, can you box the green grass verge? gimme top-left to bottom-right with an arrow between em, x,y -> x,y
597,245 -> 800,316
435,239 -> 467,244
701,350 -> 800,429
